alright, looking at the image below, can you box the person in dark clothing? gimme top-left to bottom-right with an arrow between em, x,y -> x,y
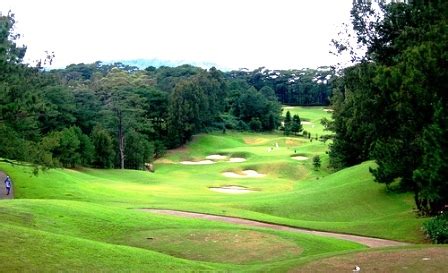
4,175 -> 11,195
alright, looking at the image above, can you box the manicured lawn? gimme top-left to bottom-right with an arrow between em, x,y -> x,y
0,107 -> 429,271
282,106 -> 333,136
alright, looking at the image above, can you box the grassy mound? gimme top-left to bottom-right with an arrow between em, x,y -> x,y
0,107 -> 429,271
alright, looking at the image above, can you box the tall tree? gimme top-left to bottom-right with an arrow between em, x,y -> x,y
291,114 -> 303,136
96,68 -> 149,169
284,111 -> 292,136
91,126 -> 115,168
167,78 -> 207,146
330,0 -> 448,214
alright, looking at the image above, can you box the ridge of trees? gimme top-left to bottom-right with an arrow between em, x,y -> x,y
1,12 -> 294,171
329,0 -> 447,215
226,67 -> 335,105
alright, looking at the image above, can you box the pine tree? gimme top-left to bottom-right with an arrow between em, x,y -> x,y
284,111 -> 292,136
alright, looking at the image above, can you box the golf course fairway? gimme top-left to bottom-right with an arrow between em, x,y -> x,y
1,107 -> 445,272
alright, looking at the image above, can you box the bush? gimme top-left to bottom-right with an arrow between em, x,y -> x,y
236,120 -> 249,131
312,155 -> 321,170
423,212 -> 448,244
220,113 -> 238,130
249,118 -> 262,132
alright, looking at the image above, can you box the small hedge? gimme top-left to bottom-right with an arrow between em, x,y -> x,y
423,212 -> 448,244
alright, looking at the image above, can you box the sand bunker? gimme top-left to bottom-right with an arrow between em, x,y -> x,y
180,160 -> 216,165
209,185 -> 254,194
222,170 -> 265,178
292,156 -> 308,161
301,121 -> 312,125
206,154 -> 228,160
323,108 -> 334,112
228,158 -> 246,163
180,156 -> 246,165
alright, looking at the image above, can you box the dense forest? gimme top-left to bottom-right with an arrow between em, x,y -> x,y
329,0 -> 447,215
227,67 -> 335,105
1,12 -> 334,171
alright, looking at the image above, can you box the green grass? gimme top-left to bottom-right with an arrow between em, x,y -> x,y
283,106 -> 333,136
292,245 -> 448,273
0,107 -> 429,271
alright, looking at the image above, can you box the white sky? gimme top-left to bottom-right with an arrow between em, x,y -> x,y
0,0 -> 353,70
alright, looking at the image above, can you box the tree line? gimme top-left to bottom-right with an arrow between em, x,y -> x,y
226,67 -> 335,106
329,0 -> 447,215
0,12 -> 283,171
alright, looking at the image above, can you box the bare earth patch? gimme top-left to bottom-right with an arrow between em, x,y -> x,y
143,209 -> 409,248
222,170 -> 265,178
292,247 -> 448,273
179,160 -> 216,165
228,157 -> 246,163
292,156 -> 308,161
209,185 -> 254,194
205,154 -> 227,160
154,158 -> 175,164
127,229 -> 302,264
243,137 -> 268,145
285,138 -> 302,146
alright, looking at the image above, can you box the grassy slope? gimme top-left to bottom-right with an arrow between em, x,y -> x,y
283,106 -> 332,136
0,107 -> 430,271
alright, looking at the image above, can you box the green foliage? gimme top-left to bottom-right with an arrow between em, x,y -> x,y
232,86 -> 281,132
248,117 -> 262,132
291,114 -> 303,135
124,130 -> 154,169
284,110 -> 292,135
91,126 -> 115,168
412,102 -> 448,214
56,127 -> 81,167
330,0 -> 448,215
312,155 -> 321,170
236,120 -> 249,131
167,78 -> 207,146
227,67 -> 335,105
329,63 -> 380,169
0,124 -> 28,161
39,85 -> 76,133
423,213 -> 448,244
75,127 -> 95,166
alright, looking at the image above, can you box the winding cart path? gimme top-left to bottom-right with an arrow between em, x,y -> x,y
143,209 -> 410,248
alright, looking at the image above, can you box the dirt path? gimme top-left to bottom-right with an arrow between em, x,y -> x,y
143,209 -> 410,248
0,171 -> 14,199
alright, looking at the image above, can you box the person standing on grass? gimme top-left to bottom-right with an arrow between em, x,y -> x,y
4,175 -> 11,195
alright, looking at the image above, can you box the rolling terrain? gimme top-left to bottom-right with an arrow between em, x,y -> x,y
0,107 -> 444,272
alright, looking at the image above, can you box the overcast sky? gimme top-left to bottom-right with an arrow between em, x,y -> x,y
1,0 -> 353,70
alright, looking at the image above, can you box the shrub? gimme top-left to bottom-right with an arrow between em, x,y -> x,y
236,120 -> 249,131
423,212 -> 448,244
249,118 -> 262,132
312,155 -> 321,170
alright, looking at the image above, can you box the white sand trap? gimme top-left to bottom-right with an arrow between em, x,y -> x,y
222,170 -> 265,178
292,156 -> 308,161
206,154 -> 227,160
242,170 -> 265,177
228,158 -> 246,163
323,108 -> 334,112
180,160 -> 216,165
209,186 -> 254,194
301,121 -> 312,125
